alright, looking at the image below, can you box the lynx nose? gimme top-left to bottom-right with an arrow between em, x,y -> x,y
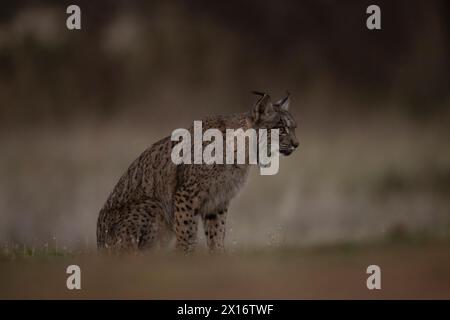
292,140 -> 299,148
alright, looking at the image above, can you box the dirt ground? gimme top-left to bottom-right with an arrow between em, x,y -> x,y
1,241 -> 449,299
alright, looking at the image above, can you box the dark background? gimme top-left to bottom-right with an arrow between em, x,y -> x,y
1,0 -> 449,123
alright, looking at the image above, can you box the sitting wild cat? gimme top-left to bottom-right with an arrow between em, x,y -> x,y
97,92 -> 299,252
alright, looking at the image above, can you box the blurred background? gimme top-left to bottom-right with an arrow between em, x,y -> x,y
0,0 -> 449,250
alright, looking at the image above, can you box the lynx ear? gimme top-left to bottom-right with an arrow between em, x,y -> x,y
252,93 -> 274,123
274,91 -> 290,111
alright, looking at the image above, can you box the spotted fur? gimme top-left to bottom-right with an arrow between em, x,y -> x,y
96,92 -> 299,253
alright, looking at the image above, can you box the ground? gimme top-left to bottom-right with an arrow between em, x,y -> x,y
1,240 -> 449,299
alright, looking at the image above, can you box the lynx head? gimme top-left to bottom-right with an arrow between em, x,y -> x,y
250,91 -> 299,156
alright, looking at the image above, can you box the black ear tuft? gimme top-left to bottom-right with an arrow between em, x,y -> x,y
251,90 -> 266,97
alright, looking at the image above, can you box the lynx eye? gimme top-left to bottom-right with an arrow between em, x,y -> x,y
279,127 -> 289,135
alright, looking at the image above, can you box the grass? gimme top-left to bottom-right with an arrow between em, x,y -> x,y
0,244 -> 72,261
0,241 -> 450,299
1,236 -> 450,299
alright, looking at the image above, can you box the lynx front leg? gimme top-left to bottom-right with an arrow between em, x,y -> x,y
202,208 -> 227,253
173,190 -> 201,253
